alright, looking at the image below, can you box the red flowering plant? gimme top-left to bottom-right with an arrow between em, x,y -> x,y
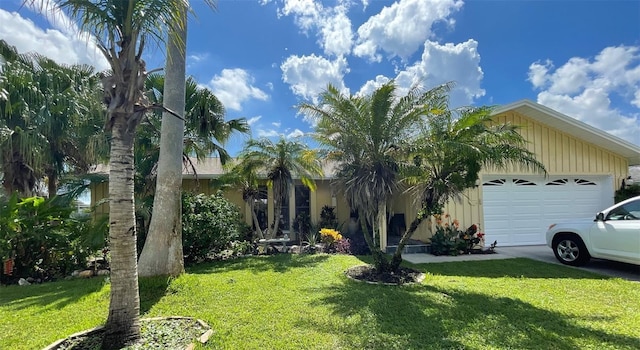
458,224 -> 486,253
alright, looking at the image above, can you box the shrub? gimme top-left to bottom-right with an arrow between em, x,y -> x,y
334,238 -> 351,254
615,183 -> 640,203
319,205 -> 338,229
429,214 -> 464,256
181,192 -> 245,264
0,194 -> 107,283
293,212 -> 312,241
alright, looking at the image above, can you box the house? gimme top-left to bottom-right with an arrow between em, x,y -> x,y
90,99 -> 640,250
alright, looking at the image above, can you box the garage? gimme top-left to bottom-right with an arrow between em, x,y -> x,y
482,175 -> 613,246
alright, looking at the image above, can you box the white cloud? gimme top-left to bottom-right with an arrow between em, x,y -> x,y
277,0 -> 353,57
528,45 -> 640,145
272,122 -> 282,128
257,129 -> 280,138
357,75 -> 391,96
247,116 -> 262,126
205,68 -> 269,111
281,54 -> 350,103
358,39 -> 485,107
188,53 -> 208,63
0,9 -> 109,71
287,129 -> 305,138
353,0 -> 463,62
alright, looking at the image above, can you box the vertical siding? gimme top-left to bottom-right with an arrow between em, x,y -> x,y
90,181 -> 109,217
431,110 -> 629,240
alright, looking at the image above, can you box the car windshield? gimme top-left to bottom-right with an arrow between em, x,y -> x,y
606,199 -> 640,221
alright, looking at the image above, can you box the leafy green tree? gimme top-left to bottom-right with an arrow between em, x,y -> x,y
0,40 -> 106,197
396,106 -> 545,270
237,137 -> 323,238
26,0 -> 194,347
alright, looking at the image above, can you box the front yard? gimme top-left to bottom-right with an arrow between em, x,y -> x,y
1,255 -> 638,349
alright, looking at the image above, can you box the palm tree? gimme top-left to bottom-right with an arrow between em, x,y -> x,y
238,137 -> 323,238
214,161 -> 266,239
392,106 -> 546,270
0,40 -> 107,197
138,77 -> 249,276
137,10 -> 187,278
27,0 -> 196,347
299,81 -> 450,272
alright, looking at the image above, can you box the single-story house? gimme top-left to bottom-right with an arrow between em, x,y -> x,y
91,99 -> 640,250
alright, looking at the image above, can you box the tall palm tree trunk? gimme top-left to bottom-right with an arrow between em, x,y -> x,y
138,13 -> 187,277
103,116 -> 141,349
248,200 -> 265,239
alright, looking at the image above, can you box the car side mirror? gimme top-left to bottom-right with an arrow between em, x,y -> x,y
595,212 -> 605,221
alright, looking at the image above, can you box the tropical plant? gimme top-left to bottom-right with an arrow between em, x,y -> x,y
213,161 -> 267,240
237,137 -> 323,238
301,81 -> 546,273
138,43 -> 248,276
395,105 -> 545,269
181,192 -> 245,264
0,40 -> 107,197
299,81 -> 450,272
25,0 -> 198,347
319,205 -> 338,229
0,193 -> 108,282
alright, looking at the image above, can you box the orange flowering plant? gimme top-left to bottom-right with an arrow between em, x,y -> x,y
430,214 -> 485,255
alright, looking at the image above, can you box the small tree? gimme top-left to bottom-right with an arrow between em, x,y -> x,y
237,137 -> 323,238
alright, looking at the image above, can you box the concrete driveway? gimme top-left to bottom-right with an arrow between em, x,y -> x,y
403,245 -> 640,282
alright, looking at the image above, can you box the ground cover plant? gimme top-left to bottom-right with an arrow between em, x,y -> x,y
1,255 -> 638,349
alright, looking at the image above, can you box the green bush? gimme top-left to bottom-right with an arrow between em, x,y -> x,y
0,194 -> 107,282
182,192 -> 245,264
615,184 -> 640,203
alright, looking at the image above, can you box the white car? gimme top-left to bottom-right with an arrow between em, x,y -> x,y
545,195 -> 640,266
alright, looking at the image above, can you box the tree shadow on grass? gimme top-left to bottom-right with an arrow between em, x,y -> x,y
303,279 -> 638,349
187,253 -> 330,275
410,258 -> 613,280
139,275 -> 175,314
1,274 -> 176,315
0,277 -> 107,311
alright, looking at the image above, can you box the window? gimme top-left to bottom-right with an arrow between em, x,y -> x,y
606,199 -> 640,221
483,179 -> 506,186
253,186 -> 268,231
295,185 -> 310,219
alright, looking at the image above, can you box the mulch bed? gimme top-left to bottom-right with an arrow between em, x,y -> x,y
345,265 -> 425,285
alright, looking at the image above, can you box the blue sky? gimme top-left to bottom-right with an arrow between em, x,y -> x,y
1,0 -> 639,154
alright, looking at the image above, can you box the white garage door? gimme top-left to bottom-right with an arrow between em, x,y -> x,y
482,176 -> 613,246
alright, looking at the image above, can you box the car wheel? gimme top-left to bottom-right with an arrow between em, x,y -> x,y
552,234 -> 590,266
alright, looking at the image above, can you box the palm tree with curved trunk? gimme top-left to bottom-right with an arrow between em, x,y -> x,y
392,106 -> 546,270
299,81 -> 450,272
238,137 -> 323,239
27,0 -> 195,347
213,161 -> 266,239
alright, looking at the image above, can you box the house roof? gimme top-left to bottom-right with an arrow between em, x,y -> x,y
184,157 -> 337,179
493,99 -> 640,165
90,100 -> 640,179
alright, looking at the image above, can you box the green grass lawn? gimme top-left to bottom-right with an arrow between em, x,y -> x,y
1,255 -> 639,349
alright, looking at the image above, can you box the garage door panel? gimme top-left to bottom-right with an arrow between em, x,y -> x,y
482,175 -> 611,246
